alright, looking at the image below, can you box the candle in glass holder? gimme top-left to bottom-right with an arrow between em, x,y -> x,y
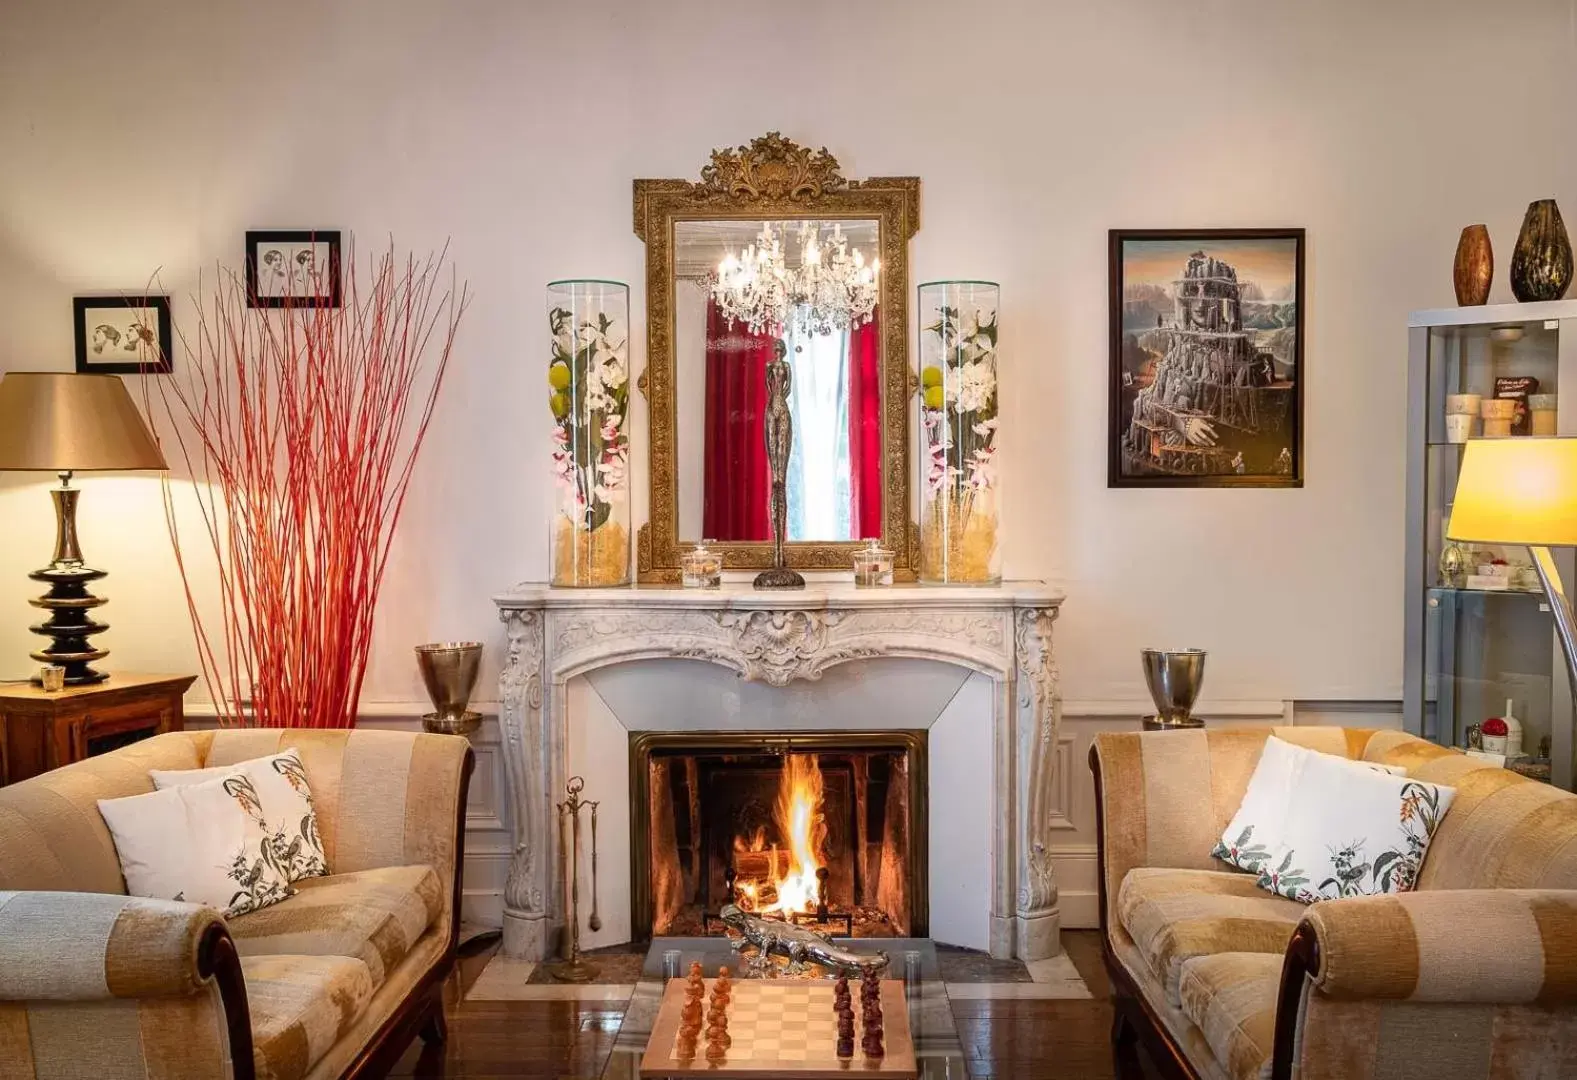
852,538 -> 894,587
681,540 -> 722,589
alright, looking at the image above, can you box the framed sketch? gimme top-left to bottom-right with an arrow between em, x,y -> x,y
1108,228 -> 1305,488
245,229 -> 342,308
74,295 -> 173,374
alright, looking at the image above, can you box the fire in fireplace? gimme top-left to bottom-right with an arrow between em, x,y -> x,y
630,731 -> 927,941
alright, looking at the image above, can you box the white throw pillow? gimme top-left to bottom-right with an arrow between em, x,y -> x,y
1214,736 -> 1404,876
98,774 -> 295,917
151,748 -> 327,882
1215,737 -> 1455,904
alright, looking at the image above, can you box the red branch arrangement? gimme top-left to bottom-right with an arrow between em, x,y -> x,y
146,245 -> 468,727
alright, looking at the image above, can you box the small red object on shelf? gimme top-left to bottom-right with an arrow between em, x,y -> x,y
1482,717 -> 1509,737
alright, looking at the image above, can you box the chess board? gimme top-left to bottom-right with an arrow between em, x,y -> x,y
639,978 -> 918,1078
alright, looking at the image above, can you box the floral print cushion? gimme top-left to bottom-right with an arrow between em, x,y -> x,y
152,748 -> 328,883
98,773 -> 296,918
1214,737 -> 1456,904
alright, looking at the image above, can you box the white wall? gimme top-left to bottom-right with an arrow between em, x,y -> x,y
2,0 -> 1576,707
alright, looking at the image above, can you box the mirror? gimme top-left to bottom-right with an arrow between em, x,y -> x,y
634,133 -> 920,582
674,218 -> 883,543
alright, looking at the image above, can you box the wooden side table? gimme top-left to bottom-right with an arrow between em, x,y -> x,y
0,673 -> 198,786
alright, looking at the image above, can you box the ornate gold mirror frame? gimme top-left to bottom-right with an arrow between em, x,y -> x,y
634,133 -> 920,583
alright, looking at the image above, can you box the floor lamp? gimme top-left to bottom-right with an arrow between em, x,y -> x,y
1447,437 -> 1577,783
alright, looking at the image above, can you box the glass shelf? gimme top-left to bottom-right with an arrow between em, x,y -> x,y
1428,586 -> 1549,603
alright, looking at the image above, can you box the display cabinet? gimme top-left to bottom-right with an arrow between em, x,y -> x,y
1405,300 -> 1577,789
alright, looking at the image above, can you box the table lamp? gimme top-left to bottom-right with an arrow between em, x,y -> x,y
0,372 -> 166,684
1447,437 -> 1577,701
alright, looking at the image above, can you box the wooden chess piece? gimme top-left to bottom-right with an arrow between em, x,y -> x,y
705,1035 -> 726,1063
707,1013 -> 732,1050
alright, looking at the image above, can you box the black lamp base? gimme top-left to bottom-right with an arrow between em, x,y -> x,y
28,564 -> 110,685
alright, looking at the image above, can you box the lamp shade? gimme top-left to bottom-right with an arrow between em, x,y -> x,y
1447,437 -> 1577,546
0,372 -> 165,472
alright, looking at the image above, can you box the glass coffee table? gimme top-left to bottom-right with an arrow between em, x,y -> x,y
602,938 -> 968,1079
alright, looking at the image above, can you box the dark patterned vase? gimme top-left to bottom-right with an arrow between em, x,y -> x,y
1452,224 -> 1493,305
1510,199 -> 1573,302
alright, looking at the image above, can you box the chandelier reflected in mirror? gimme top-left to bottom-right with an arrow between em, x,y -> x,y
706,221 -> 880,337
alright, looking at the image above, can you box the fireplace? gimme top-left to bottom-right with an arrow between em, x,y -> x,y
630,731 -> 928,942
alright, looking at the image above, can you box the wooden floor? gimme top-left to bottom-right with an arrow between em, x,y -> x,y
389,931 -> 1161,1079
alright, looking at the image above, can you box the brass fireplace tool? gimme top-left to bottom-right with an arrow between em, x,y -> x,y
545,776 -> 601,983
588,801 -> 603,932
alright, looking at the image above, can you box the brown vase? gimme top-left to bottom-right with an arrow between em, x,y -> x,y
1453,225 -> 1493,305
1510,199 -> 1573,302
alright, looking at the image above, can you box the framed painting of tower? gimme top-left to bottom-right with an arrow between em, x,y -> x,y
1108,228 -> 1305,488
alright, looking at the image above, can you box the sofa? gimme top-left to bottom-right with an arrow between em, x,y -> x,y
0,727 -> 473,1080
1091,726 -> 1577,1080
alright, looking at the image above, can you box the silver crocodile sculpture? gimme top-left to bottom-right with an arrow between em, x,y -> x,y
718,903 -> 890,977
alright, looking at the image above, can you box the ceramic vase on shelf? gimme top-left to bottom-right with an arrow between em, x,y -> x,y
1509,199 -> 1573,303
917,280 -> 1001,585
548,279 -> 631,587
1452,224 -> 1493,306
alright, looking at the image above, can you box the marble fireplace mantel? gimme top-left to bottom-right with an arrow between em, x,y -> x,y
492,581 -> 1065,962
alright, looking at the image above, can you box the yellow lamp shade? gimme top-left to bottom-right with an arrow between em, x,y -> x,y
1447,437 -> 1577,546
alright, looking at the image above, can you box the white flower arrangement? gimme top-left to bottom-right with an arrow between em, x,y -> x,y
549,306 -> 630,529
920,304 -> 999,497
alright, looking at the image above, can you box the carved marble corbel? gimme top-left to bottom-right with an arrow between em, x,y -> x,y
715,609 -> 882,687
1013,604 -> 1062,959
498,606 -> 547,959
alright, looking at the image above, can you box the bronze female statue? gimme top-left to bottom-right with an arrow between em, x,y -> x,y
755,339 -> 805,589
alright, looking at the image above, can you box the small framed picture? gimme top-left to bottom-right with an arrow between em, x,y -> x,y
74,295 -> 173,374
1108,228 -> 1305,488
245,229 -> 342,308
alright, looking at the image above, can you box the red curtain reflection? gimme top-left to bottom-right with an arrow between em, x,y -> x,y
702,300 -> 772,540
847,307 -> 882,539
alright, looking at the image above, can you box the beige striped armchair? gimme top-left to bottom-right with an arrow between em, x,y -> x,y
0,728 -> 473,1080
1091,727 -> 1577,1080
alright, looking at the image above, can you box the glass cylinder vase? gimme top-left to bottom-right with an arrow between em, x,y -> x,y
548,280 -> 631,587
917,281 -> 1001,585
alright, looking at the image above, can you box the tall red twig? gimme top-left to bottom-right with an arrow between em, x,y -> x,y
146,243 -> 468,727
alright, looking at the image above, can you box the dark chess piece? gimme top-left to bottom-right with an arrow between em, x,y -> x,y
863,1015 -> 885,1058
